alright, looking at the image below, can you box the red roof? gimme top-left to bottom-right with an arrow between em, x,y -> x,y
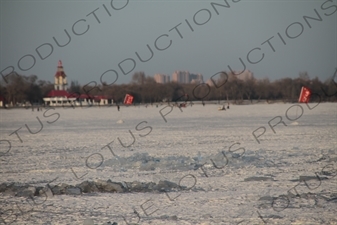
55,71 -> 66,78
46,90 -> 70,97
55,60 -> 66,78
67,92 -> 80,98
94,95 -> 108,100
79,94 -> 94,99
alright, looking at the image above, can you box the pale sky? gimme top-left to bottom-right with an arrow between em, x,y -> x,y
1,0 -> 336,85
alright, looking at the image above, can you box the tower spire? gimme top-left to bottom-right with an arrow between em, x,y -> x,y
54,60 -> 67,91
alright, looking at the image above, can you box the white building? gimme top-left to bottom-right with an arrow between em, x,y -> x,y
43,61 -> 110,107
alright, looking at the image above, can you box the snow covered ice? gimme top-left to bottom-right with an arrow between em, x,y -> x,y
0,103 -> 336,224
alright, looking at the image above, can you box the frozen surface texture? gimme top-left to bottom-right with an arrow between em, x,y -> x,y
0,103 -> 336,224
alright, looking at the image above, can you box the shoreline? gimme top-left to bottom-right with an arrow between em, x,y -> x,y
1,99 -> 334,110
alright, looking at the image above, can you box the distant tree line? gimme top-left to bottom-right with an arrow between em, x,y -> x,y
0,74 -> 53,106
0,71 -> 336,107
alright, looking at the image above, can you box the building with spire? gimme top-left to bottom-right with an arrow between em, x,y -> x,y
43,60 -> 75,106
43,60 -> 110,107
54,60 -> 68,90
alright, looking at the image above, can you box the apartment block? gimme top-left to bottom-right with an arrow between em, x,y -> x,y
172,71 -> 203,84
154,74 -> 170,84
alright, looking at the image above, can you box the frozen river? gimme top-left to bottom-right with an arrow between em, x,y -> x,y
0,102 -> 336,224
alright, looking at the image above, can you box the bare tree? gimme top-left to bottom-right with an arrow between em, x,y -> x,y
299,71 -> 310,81
131,72 -> 146,85
69,80 -> 81,94
243,77 -> 256,103
255,78 -> 271,102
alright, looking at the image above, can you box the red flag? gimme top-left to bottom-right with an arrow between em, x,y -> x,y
123,94 -> 134,105
298,86 -> 311,103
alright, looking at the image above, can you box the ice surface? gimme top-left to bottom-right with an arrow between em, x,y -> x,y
0,103 -> 336,224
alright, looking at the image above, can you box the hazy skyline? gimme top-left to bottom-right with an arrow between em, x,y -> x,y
1,0 -> 336,86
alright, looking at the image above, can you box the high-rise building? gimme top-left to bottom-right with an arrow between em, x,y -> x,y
211,70 -> 254,84
172,71 -> 185,83
154,74 -> 170,84
172,71 -> 203,84
172,71 -> 189,83
190,73 -> 203,84
235,70 -> 254,81
206,79 -> 215,87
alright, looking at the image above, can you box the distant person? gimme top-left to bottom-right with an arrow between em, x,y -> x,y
202,102 -> 205,106
227,104 -> 230,109
117,105 -> 120,111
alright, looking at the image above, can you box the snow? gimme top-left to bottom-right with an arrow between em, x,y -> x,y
0,102 -> 336,224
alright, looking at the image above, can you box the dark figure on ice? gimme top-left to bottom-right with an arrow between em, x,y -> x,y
117,105 -> 120,111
